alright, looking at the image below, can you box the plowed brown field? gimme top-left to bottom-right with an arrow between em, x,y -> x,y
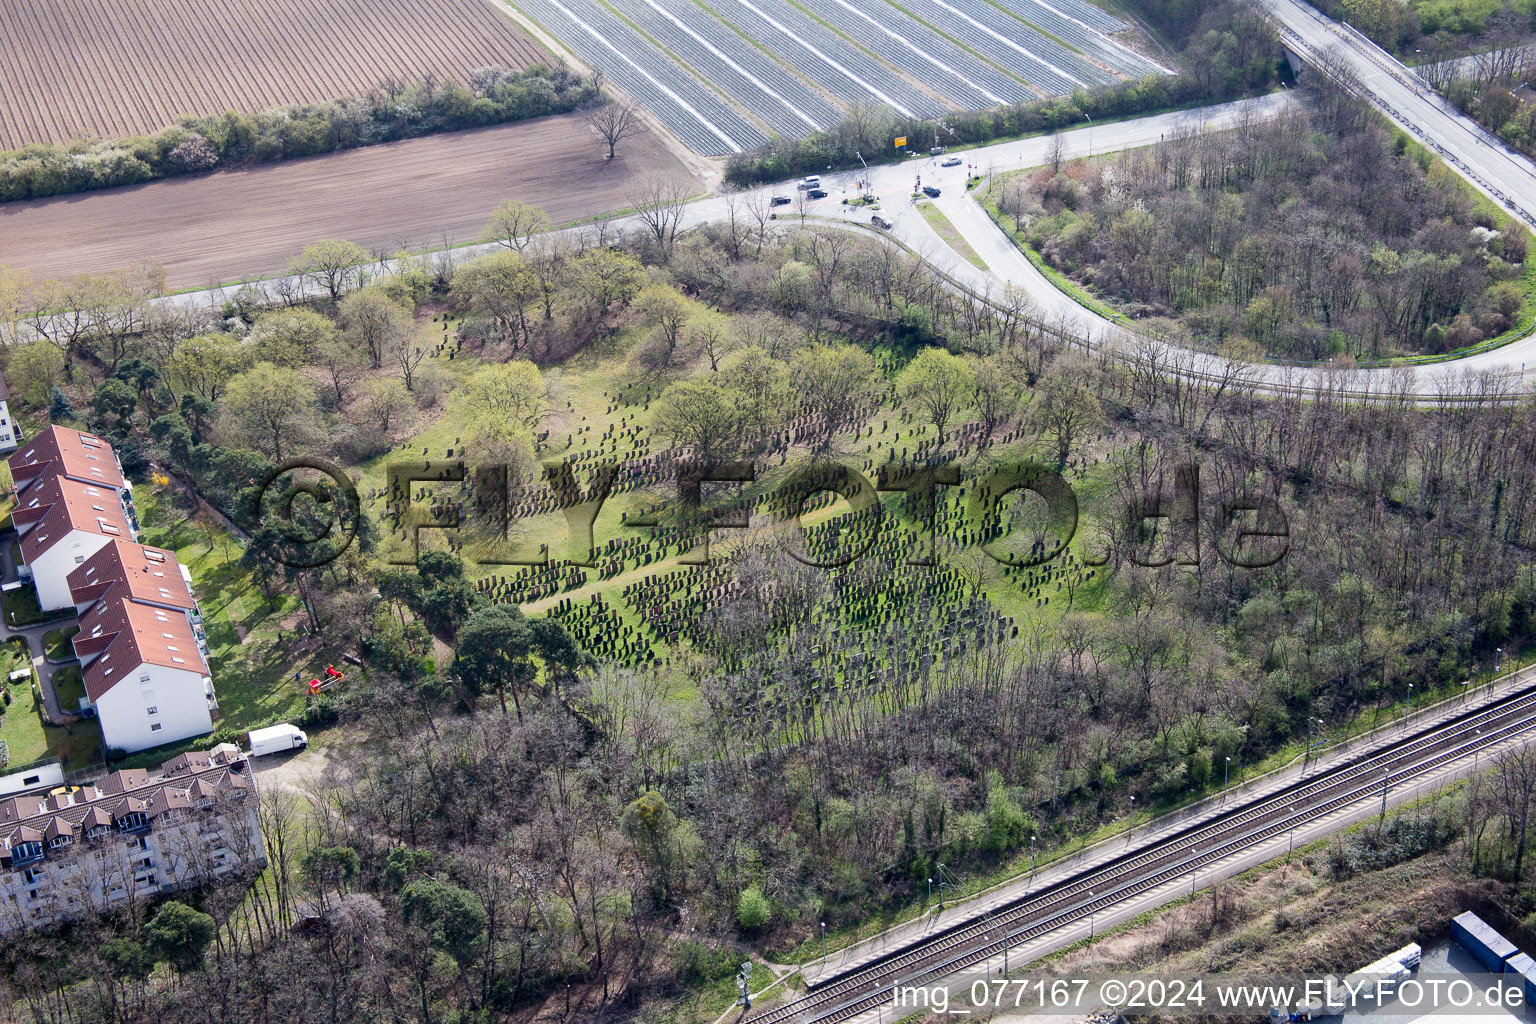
0,0 -> 548,150
0,113 -> 693,289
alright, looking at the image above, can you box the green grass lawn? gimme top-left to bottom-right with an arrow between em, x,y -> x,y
51,664 -> 84,710
42,625 -> 78,662
134,490 -> 335,733
3,585 -> 74,627
0,649 -> 100,772
916,201 -> 988,270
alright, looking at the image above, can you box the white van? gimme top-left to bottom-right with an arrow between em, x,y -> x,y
798,175 -> 821,190
248,723 -> 308,757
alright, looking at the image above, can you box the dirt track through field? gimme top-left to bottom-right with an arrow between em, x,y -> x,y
0,0 -> 549,149
0,114 -> 694,289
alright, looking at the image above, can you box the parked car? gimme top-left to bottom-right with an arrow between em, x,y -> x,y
771,195 -> 792,206
942,156 -> 962,167
871,214 -> 892,229
922,185 -> 941,198
807,188 -> 828,199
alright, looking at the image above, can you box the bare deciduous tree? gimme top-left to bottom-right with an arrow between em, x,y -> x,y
586,101 -> 645,160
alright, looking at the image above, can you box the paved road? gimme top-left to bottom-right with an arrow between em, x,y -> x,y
110,77 -> 1536,397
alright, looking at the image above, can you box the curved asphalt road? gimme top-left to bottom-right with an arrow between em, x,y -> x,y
148,72 -> 1536,397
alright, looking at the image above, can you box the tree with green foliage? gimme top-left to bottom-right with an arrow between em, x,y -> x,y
480,200 -> 550,252
723,346 -> 788,449
247,307 -> 340,367
566,248 -> 646,335
290,239 -> 370,302
302,845 -> 361,907
47,386 -> 75,423
100,936 -> 153,982
897,347 -> 975,444
623,790 -> 685,900
454,603 -> 536,719
164,333 -> 250,402
338,287 -> 413,368
144,900 -> 216,974
736,885 -> 771,931
384,846 -> 435,890
530,617 -> 581,690
222,362 -> 319,460
789,344 -> 882,451
90,379 -> 136,430
454,251 -> 541,353
413,551 -> 481,640
9,342 -> 66,408
653,378 -> 747,460
401,879 -> 487,1011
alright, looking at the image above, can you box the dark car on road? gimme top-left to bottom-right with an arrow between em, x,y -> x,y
771,195 -> 792,206
922,185 -> 941,198
807,188 -> 828,199
871,214 -> 892,229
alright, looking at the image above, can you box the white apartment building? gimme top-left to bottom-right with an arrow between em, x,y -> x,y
0,745 -> 264,934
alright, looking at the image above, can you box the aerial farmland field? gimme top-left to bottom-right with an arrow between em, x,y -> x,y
505,0 -> 1168,155
0,0 -> 551,149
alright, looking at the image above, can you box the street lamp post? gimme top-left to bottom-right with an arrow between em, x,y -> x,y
1223,757 -> 1230,806
1128,795 -> 1136,843
1088,891 -> 1095,938
926,876 -> 932,913
820,922 -> 827,964
1029,836 -> 1036,880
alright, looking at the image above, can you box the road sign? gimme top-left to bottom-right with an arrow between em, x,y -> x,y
894,136 -> 907,148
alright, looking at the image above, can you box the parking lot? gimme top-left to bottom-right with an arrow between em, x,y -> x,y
509,0 -> 1167,155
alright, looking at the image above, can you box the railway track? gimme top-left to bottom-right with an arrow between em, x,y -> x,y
746,679 -> 1536,1024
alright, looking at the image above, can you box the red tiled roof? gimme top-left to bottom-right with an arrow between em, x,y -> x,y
0,749 -> 250,861
8,425 -> 123,492
15,473 -> 132,565
77,596 -> 207,701
67,540 -> 192,612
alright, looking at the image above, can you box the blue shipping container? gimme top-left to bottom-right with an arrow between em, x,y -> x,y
1454,911 -> 1519,972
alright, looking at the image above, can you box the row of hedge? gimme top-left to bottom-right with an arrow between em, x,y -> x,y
0,65 -> 601,203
